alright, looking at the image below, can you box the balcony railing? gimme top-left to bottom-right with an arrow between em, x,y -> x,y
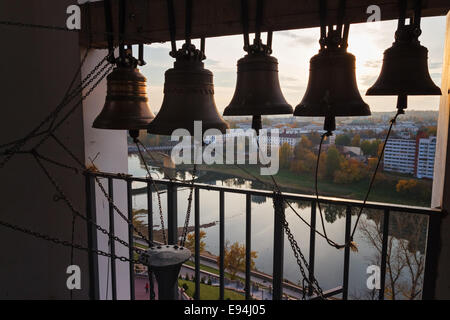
85,171 -> 442,300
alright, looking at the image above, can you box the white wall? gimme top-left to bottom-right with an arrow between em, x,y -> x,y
81,48 -> 131,300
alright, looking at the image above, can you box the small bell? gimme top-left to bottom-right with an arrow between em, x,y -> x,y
147,44 -> 229,136
223,50 -> 292,117
93,66 -> 155,130
366,24 -> 441,96
294,29 -> 370,118
140,244 -> 191,300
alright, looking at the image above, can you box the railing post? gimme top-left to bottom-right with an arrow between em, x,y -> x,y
167,182 -> 178,245
126,179 -> 135,300
308,201 -> 317,296
379,209 -> 390,300
342,206 -> 351,300
219,191 -> 225,300
194,188 -> 200,300
85,173 -> 100,300
147,182 -> 155,300
422,213 -> 442,300
107,178 -> 117,300
272,194 -> 284,300
245,193 -> 252,300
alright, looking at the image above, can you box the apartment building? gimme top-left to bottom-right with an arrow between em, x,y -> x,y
416,136 -> 437,179
384,139 -> 417,174
383,136 -> 437,179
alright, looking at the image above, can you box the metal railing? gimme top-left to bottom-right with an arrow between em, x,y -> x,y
85,171 -> 442,300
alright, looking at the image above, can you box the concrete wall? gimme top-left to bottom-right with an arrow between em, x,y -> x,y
0,0 -> 129,299
432,12 -> 450,299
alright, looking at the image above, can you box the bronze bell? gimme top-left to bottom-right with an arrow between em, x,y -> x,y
147,48 -> 229,136
223,52 -> 293,117
294,32 -> 370,118
93,66 -> 155,130
366,25 -> 441,96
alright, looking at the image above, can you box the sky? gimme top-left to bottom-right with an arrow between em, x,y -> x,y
138,16 -> 447,114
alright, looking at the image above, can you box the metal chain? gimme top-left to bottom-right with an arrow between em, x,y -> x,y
180,164 -> 197,246
0,56 -> 109,169
0,218 -> 141,264
32,153 -> 143,255
94,175 -> 153,245
135,140 -> 167,244
272,193 -> 325,299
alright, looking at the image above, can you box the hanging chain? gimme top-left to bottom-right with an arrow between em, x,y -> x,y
272,192 -> 325,299
135,139 -> 167,244
180,164 -> 197,247
0,218 -> 141,264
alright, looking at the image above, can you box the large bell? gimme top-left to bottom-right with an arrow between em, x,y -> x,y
294,43 -> 370,117
366,25 -> 441,96
140,244 -> 191,300
223,52 -> 293,116
93,66 -> 155,130
147,57 -> 229,136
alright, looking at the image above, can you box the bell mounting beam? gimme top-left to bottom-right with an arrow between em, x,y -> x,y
80,0 -> 450,49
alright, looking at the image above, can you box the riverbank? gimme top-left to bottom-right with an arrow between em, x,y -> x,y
175,163 -> 432,207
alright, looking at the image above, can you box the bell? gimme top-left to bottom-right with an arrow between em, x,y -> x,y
367,25 -> 441,96
294,43 -> 370,117
147,57 -> 229,136
93,66 -> 155,130
223,52 -> 293,117
140,244 -> 191,300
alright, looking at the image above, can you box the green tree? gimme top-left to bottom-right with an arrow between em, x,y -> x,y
325,146 -> 341,179
335,134 -> 351,146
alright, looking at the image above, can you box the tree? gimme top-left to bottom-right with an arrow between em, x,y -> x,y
325,146 -> 341,179
279,142 -> 293,169
218,241 -> 258,279
335,134 -> 351,146
184,230 -> 207,254
334,158 -> 368,184
351,134 -> 361,147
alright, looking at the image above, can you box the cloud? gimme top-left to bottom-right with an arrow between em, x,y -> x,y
278,30 -> 317,46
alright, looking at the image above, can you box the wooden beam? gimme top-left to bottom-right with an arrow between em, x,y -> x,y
80,0 -> 450,48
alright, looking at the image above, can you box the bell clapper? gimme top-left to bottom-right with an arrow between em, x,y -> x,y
323,115 -> 336,137
252,115 -> 262,136
396,94 -> 407,114
129,129 -> 140,143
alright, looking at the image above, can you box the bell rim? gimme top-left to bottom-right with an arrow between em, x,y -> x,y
293,102 -> 371,117
223,103 -> 293,116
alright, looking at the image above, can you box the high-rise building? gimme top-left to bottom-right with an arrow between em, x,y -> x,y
383,139 -> 417,174
383,136 -> 436,179
416,136 -> 437,179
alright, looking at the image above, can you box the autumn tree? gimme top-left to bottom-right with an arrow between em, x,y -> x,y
279,142 -> 293,169
218,241 -> 258,279
351,134 -> 361,147
185,230 -> 207,254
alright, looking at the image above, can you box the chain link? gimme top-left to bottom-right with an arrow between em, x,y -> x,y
135,140 -> 167,244
180,164 -> 197,247
0,218 -> 141,264
273,192 -> 325,299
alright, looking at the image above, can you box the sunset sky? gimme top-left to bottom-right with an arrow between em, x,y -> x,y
139,16 -> 447,114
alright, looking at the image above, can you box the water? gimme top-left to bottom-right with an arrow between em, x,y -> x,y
128,154 -> 426,299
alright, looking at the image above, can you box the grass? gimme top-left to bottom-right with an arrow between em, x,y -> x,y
178,279 -> 245,300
